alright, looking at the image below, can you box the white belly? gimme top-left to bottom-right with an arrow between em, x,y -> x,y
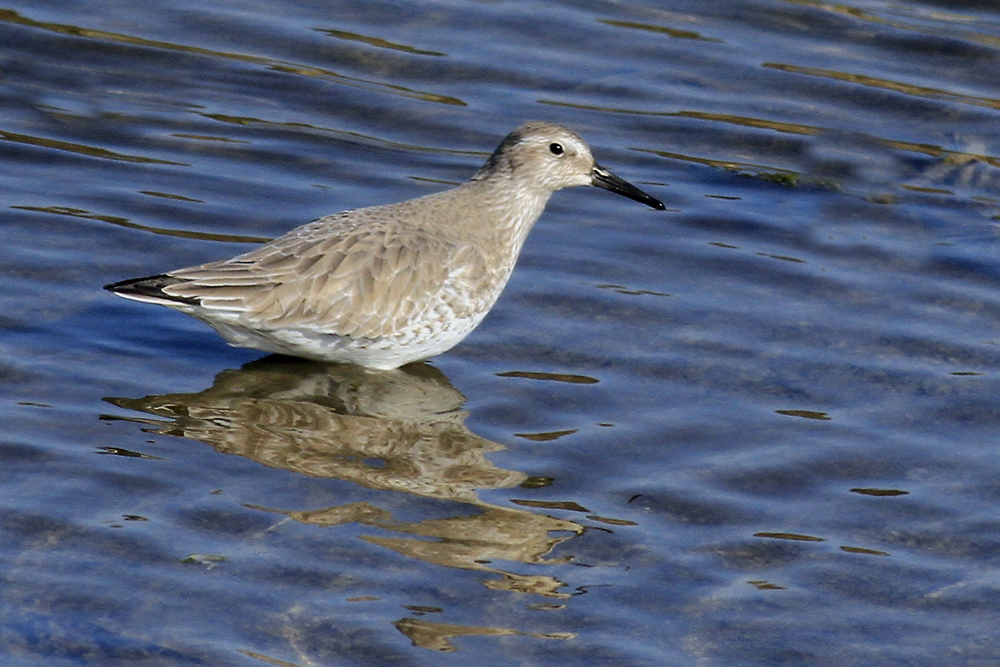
200,310 -> 487,370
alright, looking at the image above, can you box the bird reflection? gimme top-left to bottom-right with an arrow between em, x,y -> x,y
106,357 -> 583,602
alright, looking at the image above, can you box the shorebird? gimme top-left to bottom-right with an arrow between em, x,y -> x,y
105,121 -> 664,369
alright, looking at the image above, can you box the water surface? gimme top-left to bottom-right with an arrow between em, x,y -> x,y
4,0 -> 1000,665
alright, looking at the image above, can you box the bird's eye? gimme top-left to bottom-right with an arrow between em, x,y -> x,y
549,143 -> 564,156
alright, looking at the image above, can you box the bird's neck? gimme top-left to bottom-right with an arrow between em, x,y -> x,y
459,176 -> 551,251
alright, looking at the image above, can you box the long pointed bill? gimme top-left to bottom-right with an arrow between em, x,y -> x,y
591,164 -> 665,210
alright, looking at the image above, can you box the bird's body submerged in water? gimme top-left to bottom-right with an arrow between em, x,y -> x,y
105,122 -> 664,369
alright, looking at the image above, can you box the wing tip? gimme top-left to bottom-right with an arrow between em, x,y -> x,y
105,274 -> 200,306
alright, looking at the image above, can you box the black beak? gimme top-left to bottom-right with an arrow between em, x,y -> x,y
591,164 -> 665,210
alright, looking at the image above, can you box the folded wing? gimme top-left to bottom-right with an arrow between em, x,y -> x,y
147,217 -> 488,340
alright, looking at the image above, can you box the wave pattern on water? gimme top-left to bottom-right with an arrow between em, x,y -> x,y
4,0 -> 1000,665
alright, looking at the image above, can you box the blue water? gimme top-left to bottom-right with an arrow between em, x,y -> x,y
4,0 -> 1000,664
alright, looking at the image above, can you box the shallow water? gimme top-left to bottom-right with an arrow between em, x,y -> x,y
5,0 -> 1000,664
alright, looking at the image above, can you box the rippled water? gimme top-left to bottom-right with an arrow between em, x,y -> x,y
5,0 -> 1000,665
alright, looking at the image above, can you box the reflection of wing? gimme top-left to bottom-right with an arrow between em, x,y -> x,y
106,359 -> 524,501
159,211 -> 489,339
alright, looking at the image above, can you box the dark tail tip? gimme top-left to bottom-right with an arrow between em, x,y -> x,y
104,274 -> 200,306
105,274 -> 168,294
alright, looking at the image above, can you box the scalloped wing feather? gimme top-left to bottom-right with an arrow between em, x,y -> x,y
162,218 -> 487,340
